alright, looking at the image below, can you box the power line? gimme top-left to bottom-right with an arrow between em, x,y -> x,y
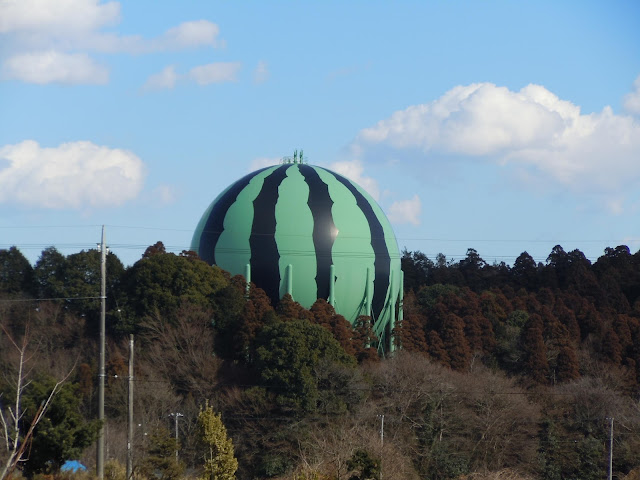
0,241 -> 613,264
106,375 -> 627,399
0,296 -> 103,303
2,223 -> 637,246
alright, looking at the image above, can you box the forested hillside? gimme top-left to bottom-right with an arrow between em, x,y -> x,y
1,243 -> 640,480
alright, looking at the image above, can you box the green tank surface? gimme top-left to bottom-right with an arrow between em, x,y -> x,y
191,157 -> 403,352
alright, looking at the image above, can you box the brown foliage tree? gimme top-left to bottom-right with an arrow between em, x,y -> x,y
441,313 -> 471,371
276,293 -> 311,321
426,330 -> 451,367
601,327 -> 623,365
352,315 -> 379,363
555,345 -> 580,383
394,291 -> 428,354
520,314 -> 549,383
309,299 -> 355,357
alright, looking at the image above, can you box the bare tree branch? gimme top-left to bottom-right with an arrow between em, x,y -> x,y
0,323 -> 77,480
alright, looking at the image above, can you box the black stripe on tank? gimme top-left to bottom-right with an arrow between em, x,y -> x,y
330,172 -> 391,318
250,165 -> 290,306
299,165 -> 337,301
197,166 -> 272,265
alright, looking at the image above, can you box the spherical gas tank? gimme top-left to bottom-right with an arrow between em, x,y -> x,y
191,162 -> 402,340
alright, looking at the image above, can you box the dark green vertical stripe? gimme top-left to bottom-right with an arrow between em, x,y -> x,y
330,172 -> 391,318
250,165 -> 290,305
196,167 -> 271,265
299,165 -> 337,301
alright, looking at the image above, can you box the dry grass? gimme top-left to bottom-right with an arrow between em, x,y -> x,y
458,469 -> 536,480
623,468 -> 640,480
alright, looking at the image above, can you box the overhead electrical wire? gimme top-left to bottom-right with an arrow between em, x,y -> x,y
0,296 -> 103,303
0,223 -> 635,266
0,241 -> 611,264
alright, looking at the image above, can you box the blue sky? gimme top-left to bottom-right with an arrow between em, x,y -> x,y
1,0 -> 640,267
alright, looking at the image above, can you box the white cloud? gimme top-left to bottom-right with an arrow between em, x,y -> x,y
353,82 -> 640,195
61,20 -> 222,54
624,74 -> 640,115
329,159 -> 380,200
162,20 -> 220,50
143,62 -> 241,90
3,50 -> 108,84
0,0 -> 220,53
250,157 -> 280,171
0,140 -> 145,208
605,196 -> 625,216
0,0 -> 224,84
188,62 -> 241,85
142,65 -> 178,90
388,194 -> 421,225
253,60 -> 269,84
0,0 -> 120,35
150,184 -> 177,205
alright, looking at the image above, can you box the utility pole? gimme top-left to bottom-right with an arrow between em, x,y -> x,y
127,335 -> 134,480
379,414 -> 384,480
169,412 -> 183,460
608,417 -> 614,480
97,226 -> 107,480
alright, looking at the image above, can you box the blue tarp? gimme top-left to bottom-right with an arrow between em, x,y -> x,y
61,460 -> 87,473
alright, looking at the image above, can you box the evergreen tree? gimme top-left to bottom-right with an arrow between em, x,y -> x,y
138,427 -> 185,480
33,246 -> 67,299
513,251 -> 539,290
0,246 -> 35,295
21,379 -> 99,476
538,419 -> 562,480
347,449 -> 380,480
119,249 -> 228,330
197,403 -> 238,480
255,319 -> 355,411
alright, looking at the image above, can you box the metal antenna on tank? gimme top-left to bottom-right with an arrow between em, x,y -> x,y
279,149 -> 305,165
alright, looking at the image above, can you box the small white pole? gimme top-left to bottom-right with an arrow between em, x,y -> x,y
608,417 -> 614,480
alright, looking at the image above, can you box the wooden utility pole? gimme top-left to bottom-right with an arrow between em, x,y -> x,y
169,412 -> 183,460
608,417 -> 614,480
97,226 -> 106,480
127,335 -> 134,479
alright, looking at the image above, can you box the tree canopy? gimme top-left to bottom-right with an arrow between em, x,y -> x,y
2,242 -> 640,479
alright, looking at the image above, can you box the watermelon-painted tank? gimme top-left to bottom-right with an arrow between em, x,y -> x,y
191,157 -> 403,352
